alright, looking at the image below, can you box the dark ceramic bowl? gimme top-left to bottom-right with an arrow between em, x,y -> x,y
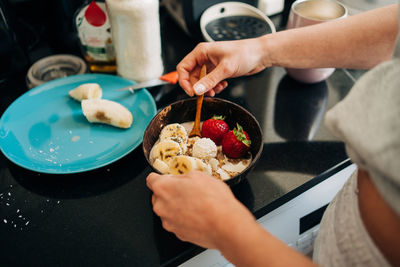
142,97 -> 263,186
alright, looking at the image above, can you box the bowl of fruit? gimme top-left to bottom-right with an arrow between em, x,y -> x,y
142,97 -> 263,186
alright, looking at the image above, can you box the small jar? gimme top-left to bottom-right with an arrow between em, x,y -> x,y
26,54 -> 87,89
106,0 -> 164,82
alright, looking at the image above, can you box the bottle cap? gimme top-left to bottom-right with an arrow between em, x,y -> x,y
26,54 -> 87,89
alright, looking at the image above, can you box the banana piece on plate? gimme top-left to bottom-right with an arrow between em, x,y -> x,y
159,123 -> 188,153
168,155 -> 199,175
69,83 -> 102,101
81,99 -> 133,129
149,139 -> 182,164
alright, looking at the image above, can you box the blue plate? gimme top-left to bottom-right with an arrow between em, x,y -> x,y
0,74 -> 157,174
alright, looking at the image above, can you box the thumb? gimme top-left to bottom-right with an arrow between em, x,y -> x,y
146,172 -> 162,191
193,64 -> 231,95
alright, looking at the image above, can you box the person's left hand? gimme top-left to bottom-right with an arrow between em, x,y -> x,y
146,171 -> 255,249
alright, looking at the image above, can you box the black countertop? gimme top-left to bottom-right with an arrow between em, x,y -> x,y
0,6 -> 363,267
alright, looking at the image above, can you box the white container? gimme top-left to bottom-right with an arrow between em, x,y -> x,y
106,0 -> 163,82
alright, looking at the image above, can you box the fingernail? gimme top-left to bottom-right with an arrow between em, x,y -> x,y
193,83 -> 206,95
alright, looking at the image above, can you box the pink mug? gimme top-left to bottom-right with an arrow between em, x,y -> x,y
285,0 -> 348,83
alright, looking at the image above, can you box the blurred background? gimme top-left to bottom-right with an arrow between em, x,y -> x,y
0,0 -> 396,85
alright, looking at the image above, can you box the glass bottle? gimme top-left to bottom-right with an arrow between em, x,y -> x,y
75,0 -> 116,73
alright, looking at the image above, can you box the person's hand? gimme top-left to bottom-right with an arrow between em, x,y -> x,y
146,171 -> 256,249
177,38 -> 268,97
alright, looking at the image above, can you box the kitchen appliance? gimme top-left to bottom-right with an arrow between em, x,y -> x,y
200,2 -> 276,42
162,0 -> 283,38
179,160 -> 356,266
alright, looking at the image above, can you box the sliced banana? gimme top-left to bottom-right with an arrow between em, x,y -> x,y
209,158 -> 219,172
150,122 -> 249,180
81,99 -> 133,129
168,155 -> 198,175
153,158 -> 170,174
160,123 -> 188,144
216,168 -> 230,180
194,158 -> 212,175
159,123 -> 188,153
149,139 -> 182,164
176,142 -> 188,154
69,83 -> 102,101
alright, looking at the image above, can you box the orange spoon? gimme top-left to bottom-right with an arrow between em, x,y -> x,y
189,65 -> 207,138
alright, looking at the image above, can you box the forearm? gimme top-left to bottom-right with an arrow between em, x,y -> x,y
214,203 -> 317,267
261,4 -> 398,69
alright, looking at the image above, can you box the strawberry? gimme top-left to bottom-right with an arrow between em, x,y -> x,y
201,115 -> 229,146
221,123 -> 251,158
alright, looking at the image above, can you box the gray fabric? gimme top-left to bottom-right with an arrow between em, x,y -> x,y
312,3 -> 400,266
324,3 -> 400,213
313,171 -> 391,267
324,57 -> 400,215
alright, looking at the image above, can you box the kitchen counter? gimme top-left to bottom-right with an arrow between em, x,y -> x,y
0,6 -> 362,267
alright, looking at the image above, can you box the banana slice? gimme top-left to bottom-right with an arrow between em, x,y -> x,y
216,168 -> 230,180
194,158 -> 212,175
168,155 -> 198,175
159,123 -> 188,153
69,83 -> 102,101
160,123 -> 188,144
209,158 -> 219,171
153,158 -> 170,174
149,139 -> 182,164
81,99 -> 133,129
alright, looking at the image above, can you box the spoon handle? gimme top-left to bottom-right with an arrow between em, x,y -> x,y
189,65 -> 207,137
199,65 -> 207,81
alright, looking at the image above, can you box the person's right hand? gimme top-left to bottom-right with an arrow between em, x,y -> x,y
177,37 -> 269,97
